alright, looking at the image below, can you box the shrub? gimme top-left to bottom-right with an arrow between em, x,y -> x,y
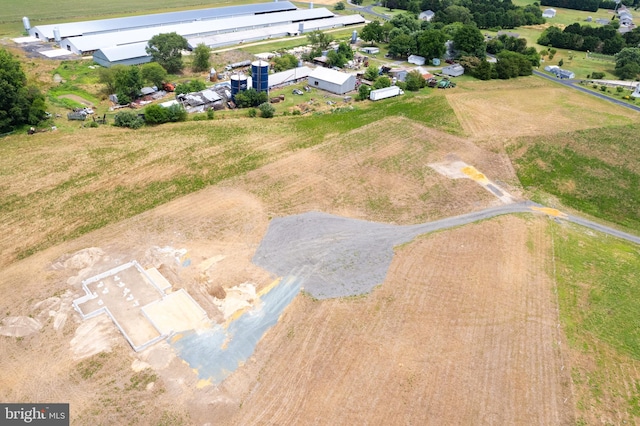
292,109 -> 301,115
591,71 -> 605,79
259,102 -> 275,118
206,108 -> 214,120
144,104 -> 169,124
600,85 -> 607,91
247,108 -> 257,117
192,114 -> 208,121
86,121 -> 99,128
114,111 -> 144,129
616,86 -> 624,93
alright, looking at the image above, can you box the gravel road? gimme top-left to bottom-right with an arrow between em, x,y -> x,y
253,202 -> 640,299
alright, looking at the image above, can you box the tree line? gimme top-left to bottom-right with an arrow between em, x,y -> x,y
538,24 -> 640,55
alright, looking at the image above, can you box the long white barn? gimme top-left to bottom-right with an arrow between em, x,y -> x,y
28,2 -> 296,41
60,8 -> 335,55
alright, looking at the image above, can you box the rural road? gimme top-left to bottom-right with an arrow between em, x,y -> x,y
533,70 -> 640,113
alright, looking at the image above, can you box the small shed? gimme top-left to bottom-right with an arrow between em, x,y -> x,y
361,46 -> 380,55
442,64 -> 464,77
307,67 -> 356,94
419,10 -> 435,21
542,8 -> 556,18
408,55 -> 426,66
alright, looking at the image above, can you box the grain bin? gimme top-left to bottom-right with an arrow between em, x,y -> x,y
53,27 -> 61,43
251,60 -> 269,94
22,17 -> 31,31
230,74 -> 248,99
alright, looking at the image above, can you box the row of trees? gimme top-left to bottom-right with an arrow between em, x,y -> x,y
381,0 -> 544,30
0,48 -> 47,133
537,24 -> 638,55
434,1 -> 544,30
361,17 -> 485,60
540,0 -> 600,12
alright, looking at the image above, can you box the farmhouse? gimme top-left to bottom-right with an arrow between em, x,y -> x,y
28,2 -> 296,41
549,68 -> 575,79
542,8 -> 556,18
307,67 -> 356,94
92,43 -> 151,67
442,64 -> 465,77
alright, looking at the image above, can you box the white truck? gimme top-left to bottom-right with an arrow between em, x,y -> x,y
369,85 -> 404,101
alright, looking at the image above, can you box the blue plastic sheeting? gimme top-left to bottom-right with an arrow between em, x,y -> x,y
170,275 -> 302,384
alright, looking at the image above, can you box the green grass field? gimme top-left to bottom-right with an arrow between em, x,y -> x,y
511,123 -> 640,233
554,223 -> 640,423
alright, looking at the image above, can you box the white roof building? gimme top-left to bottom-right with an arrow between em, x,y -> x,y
93,43 -> 151,67
419,10 -> 435,21
268,66 -> 313,88
442,64 -> 464,77
61,8 -> 335,55
542,8 -> 556,18
408,55 -> 426,66
308,67 -> 356,94
28,2 -> 296,41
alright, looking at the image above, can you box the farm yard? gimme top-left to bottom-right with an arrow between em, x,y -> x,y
3,0 -> 640,425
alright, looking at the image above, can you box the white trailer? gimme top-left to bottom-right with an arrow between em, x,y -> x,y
369,85 -> 403,101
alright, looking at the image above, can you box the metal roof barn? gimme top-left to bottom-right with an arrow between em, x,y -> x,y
93,43 -> 151,67
61,8 -> 334,55
268,66 -> 313,88
28,2 -> 296,41
307,67 -> 356,94
187,14 -> 365,49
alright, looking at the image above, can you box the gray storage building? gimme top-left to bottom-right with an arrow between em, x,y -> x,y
93,43 -> 151,67
308,67 -> 356,95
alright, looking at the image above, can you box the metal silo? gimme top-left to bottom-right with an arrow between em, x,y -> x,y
22,17 -> 31,31
251,60 -> 269,94
230,73 -> 248,100
53,27 -> 61,43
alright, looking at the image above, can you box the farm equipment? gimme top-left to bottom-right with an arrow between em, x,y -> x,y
437,79 -> 456,89
162,82 -> 175,92
427,78 -> 438,88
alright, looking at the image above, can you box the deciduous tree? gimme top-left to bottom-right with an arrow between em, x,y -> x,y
192,43 -> 211,72
0,48 -> 46,133
146,32 -> 189,74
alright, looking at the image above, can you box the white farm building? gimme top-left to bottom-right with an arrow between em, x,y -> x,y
308,67 -> 356,94
28,2 -> 297,41
27,2 -> 364,66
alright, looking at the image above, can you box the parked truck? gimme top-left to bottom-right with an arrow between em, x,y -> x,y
369,85 -> 404,101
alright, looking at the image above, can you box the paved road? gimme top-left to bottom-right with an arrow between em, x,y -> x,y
533,70 -> 640,113
346,0 -> 391,21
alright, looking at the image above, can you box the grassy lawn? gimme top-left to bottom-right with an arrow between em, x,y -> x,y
0,87 -> 460,264
553,223 -> 640,424
510,122 -> 640,233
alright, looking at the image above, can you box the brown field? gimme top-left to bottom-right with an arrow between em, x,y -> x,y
1,72 -> 639,424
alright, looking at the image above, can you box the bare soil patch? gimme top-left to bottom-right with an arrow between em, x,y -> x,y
225,216 -> 574,425
0,104 -> 577,423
